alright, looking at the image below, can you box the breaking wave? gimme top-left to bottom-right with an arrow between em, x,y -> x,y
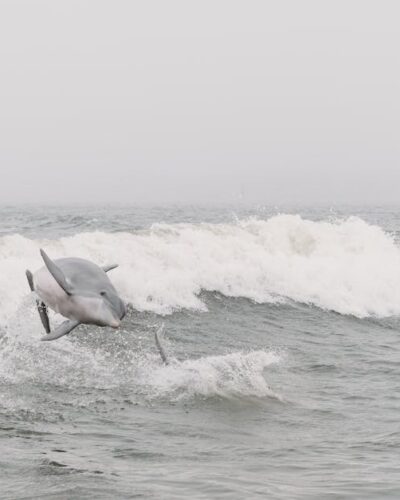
1,214 -> 400,323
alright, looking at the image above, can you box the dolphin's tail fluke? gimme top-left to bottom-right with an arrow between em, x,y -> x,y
102,263 -> 118,273
154,324 -> 169,365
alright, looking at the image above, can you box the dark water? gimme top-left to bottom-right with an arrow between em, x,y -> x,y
1,205 -> 399,499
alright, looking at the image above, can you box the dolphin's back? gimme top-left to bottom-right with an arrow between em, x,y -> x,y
54,258 -> 116,293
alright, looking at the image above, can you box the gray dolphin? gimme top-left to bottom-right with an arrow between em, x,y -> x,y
26,249 -> 126,341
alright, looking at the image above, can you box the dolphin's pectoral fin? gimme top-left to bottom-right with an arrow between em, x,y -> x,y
41,319 -> 80,341
26,269 -> 51,334
38,302 -> 51,334
40,249 -> 73,296
102,263 -> 118,273
154,325 -> 169,365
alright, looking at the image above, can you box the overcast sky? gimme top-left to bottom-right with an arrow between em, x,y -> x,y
0,1 -> 399,205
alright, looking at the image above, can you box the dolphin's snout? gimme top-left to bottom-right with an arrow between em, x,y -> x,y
100,296 -> 124,329
109,318 -> 121,329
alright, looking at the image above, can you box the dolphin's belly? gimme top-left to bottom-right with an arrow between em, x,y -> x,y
33,267 -> 76,320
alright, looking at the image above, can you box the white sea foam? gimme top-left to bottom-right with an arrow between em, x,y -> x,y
1,214 -> 400,324
138,349 -> 281,400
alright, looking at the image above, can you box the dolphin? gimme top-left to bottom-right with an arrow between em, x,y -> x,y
26,249 -> 126,341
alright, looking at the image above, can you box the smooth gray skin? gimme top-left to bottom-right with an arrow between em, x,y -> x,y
32,249 -> 126,340
27,249 -> 168,363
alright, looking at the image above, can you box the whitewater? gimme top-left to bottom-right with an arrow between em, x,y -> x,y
2,213 -> 400,324
1,205 -> 399,499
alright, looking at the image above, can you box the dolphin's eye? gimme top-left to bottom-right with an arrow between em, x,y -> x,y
100,291 -> 107,297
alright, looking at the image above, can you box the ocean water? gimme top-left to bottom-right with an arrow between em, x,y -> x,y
1,204 -> 399,499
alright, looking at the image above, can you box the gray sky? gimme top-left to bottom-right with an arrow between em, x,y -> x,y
0,0 -> 399,205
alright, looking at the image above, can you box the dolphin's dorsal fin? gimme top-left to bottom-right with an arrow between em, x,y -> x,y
154,324 -> 169,365
102,263 -> 118,273
40,249 -> 73,296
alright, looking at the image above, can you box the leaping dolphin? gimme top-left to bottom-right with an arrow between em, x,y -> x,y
26,249 -> 126,341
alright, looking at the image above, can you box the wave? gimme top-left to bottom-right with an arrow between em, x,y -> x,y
0,305 -> 279,404
1,214 -> 400,324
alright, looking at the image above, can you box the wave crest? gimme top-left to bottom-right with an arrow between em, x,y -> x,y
1,214 -> 400,322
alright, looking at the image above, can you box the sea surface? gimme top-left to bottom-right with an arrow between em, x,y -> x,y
1,204 -> 399,499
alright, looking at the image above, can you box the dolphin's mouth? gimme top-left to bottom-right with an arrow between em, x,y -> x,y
103,298 -> 125,328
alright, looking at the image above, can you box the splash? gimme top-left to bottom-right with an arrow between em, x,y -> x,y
137,349 -> 281,401
0,297 -> 113,388
1,214 -> 400,323
0,303 -> 280,402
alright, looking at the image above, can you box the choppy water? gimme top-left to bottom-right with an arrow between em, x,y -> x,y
1,204 -> 399,499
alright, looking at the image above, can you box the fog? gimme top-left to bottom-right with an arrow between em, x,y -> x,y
0,0 -> 399,205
